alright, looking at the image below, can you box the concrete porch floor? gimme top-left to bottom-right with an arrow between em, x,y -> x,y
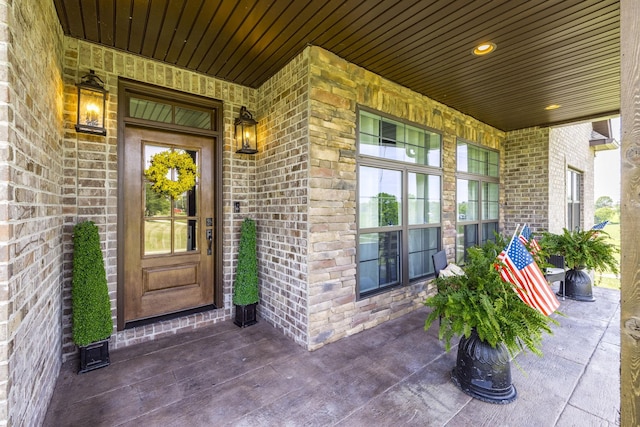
43,286 -> 620,426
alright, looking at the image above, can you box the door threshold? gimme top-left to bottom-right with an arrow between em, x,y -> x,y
124,304 -> 217,329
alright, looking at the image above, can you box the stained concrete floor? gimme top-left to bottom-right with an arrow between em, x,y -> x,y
44,285 -> 620,426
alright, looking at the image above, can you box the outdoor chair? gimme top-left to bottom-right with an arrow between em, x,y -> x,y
545,254 -> 566,300
432,250 -> 448,278
432,250 -> 448,326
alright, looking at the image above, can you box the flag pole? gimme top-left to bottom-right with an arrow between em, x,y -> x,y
506,223 -> 520,252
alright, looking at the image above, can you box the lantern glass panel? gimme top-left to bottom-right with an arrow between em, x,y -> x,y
78,87 -> 104,128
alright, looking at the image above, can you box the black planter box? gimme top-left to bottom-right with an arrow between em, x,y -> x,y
234,303 -> 258,328
78,339 -> 110,374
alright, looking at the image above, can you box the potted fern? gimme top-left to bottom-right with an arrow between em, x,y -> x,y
72,221 -> 113,373
540,228 -> 618,301
233,218 -> 259,327
424,238 -> 556,403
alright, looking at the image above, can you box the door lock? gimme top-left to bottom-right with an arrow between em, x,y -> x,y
206,229 -> 212,255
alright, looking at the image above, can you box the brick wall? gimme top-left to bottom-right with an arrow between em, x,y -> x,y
305,46 -> 506,349
255,50 -> 310,346
549,123 -> 595,232
0,0 -> 65,425
61,38 -> 258,360
503,123 -> 596,237
503,127 -> 551,234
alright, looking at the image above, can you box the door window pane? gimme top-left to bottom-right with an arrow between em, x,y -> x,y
130,97 -> 172,123
175,106 -> 211,129
129,97 -> 213,130
359,167 -> 402,228
145,219 -> 172,255
145,183 -> 171,217
174,219 -> 197,253
143,144 -> 199,256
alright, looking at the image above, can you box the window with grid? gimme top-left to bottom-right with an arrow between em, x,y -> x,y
357,109 -> 442,297
567,169 -> 582,231
455,141 -> 499,264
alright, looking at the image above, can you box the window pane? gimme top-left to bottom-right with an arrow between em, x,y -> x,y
567,170 -> 582,230
130,97 -> 172,123
359,133 -> 381,157
469,145 -> 484,174
408,173 -> 440,224
175,106 -> 211,129
457,142 -> 468,172
482,182 -> 499,220
456,224 -> 478,264
427,136 -> 441,168
457,141 -> 498,177
359,231 -> 401,293
359,167 -> 402,228
408,228 -> 439,279
488,151 -> 499,177
360,111 -> 380,135
457,179 -> 478,221
359,111 -> 441,165
144,219 -> 171,255
482,222 -> 499,244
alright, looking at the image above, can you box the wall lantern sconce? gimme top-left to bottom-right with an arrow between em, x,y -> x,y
235,106 -> 258,154
75,70 -> 108,136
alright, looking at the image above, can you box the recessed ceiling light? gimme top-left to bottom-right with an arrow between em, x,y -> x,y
545,104 -> 561,110
472,42 -> 496,56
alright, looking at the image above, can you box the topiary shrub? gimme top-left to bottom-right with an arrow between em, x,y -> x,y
72,221 -> 113,347
232,218 -> 259,306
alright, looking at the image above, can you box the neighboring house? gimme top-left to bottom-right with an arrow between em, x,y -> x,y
0,1 -> 626,426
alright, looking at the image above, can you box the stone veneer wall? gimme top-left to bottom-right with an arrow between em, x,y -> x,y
0,0 -> 65,425
255,49 -> 310,346
61,38 -> 258,360
305,46 -> 505,350
503,127 -> 551,234
548,123 -> 595,233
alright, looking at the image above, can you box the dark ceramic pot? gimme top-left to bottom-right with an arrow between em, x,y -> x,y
451,329 -> 517,404
560,268 -> 595,302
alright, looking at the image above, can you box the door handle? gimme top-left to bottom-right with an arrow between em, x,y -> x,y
206,229 -> 212,255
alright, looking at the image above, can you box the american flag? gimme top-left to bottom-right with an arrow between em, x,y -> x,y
592,220 -> 609,230
497,236 -> 560,316
518,224 -> 541,253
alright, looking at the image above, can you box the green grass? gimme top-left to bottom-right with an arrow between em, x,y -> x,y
594,221 -> 620,290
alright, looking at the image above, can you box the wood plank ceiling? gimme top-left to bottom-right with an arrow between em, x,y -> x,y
53,0 -> 620,132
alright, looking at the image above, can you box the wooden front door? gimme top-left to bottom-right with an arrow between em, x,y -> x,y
121,126 -> 215,325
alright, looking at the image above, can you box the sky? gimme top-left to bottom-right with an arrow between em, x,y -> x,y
593,116 -> 621,203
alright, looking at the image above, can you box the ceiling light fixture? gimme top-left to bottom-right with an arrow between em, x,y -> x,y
472,42 -> 496,56
545,104 -> 561,110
